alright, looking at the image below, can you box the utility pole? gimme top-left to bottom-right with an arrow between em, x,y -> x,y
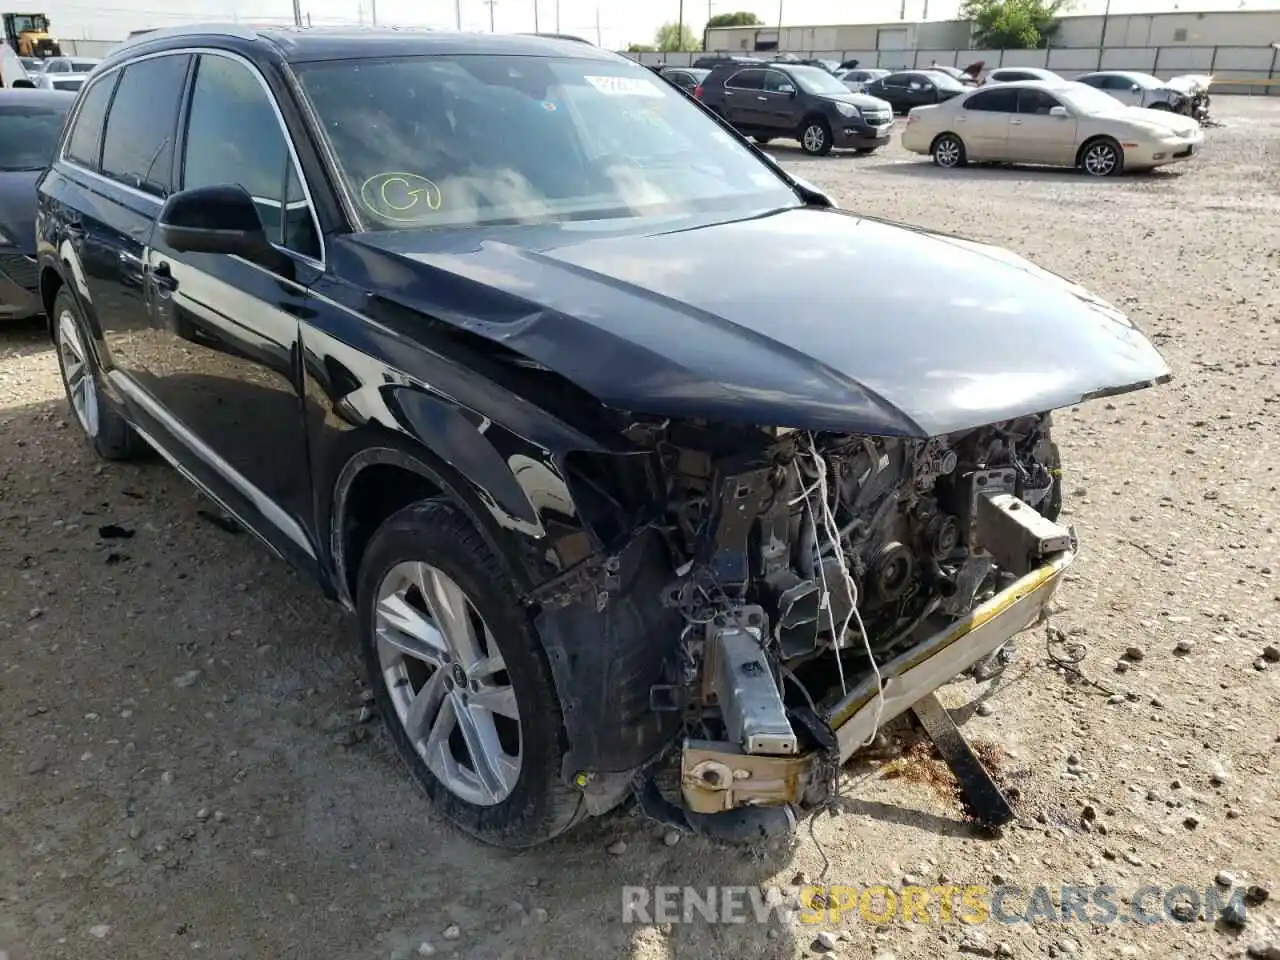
291,0 -> 302,26
370,0 -> 377,25
484,0 -> 497,31
455,0 -> 462,29
595,7 -> 601,46
555,0 -> 560,31
677,0 -> 684,51
534,0 -> 539,32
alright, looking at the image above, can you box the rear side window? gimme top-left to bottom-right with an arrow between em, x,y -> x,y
65,73 -> 117,170
964,88 -> 1019,112
726,68 -> 764,90
100,54 -> 191,197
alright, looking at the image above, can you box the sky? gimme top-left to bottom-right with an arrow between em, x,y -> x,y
44,0 -> 1280,54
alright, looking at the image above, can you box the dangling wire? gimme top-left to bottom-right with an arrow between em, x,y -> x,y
804,432 -> 885,747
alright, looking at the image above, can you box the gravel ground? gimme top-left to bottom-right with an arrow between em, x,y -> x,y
1,96 -> 1278,960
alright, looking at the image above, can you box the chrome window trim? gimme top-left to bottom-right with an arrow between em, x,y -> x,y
724,68 -> 765,92
57,45 -> 325,268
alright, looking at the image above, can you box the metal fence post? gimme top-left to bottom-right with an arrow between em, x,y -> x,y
1153,45 -> 1161,73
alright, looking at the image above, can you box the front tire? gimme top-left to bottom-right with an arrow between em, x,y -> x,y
799,119 -> 833,156
52,288 -> 142,461
357,500 -> 583,848
931,133 -> 966,168
1079,137 -> 1123,177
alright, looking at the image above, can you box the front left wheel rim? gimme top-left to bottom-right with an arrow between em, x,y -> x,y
803,125 -> 825,152
375,561 -> 522,807
57,310 -> 99,438
1084,144 -> 1117,176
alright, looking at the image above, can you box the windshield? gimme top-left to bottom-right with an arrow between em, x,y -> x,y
787,65 -> 850,95
54,77 -> 84,91
71,61 -> 96,72
0,103 -> 69,170
923,71 -> 966,91
296,54 -> 798,230
1059,83 -> 1132,113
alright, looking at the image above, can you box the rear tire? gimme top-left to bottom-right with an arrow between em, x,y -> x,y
357,500 -> 584,848
52,288 -> 143,461
798,118 -> 833,156
930,133 -> 966,168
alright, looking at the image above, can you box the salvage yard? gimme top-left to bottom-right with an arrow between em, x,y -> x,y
1,95 -> 1278,960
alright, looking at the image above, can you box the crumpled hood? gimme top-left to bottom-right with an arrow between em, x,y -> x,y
343,207 -> 1170,438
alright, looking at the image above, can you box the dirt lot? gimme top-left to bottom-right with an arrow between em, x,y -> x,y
2,96 -> 1278,960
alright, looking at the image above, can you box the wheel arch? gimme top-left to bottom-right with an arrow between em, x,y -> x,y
328,427 -> 542,612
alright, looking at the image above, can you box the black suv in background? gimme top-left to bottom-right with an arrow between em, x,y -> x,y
697,61 -> 894,155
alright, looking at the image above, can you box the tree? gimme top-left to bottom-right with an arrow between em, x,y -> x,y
654,21 -> 702,52
627,42 -> 656,52
960,0 -> 1072,49
706,11 -> 761,27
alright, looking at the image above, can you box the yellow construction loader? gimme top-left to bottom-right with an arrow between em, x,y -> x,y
3,13 -> 61,59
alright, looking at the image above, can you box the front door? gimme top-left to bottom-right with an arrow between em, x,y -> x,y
141,51 -> 323,568
1011,88 -> 1078,165
1107,75 -> 1144,106
760,68 -> 802,132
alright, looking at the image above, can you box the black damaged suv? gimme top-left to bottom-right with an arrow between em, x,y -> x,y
37,25 -> 1167,849
696,60 -> 895,155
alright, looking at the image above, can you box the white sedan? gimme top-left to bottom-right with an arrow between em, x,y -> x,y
901,80 -> 1204,176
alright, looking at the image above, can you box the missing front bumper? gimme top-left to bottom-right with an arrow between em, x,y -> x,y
677,494 -> 1076,811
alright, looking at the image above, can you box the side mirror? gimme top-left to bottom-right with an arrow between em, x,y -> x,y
1131,84 -> 1141,92
158,183 -> 293,277
10,78 -> 36,88
778,83 -> 795,95
1049,105 -> 1069,118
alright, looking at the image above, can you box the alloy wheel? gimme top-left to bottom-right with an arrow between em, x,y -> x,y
802,124 -> 826,153
374,561 -> 522,806
57,310 -> 99,438
1083,143 -> 1118,176
934,137 -> 961,167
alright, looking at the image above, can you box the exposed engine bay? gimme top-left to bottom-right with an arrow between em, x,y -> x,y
539,411 -> 1075,823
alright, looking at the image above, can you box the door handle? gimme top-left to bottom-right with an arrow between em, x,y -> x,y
757,95 -> 768,101
1010,119 -> 1023,125
151,260 -> 177,291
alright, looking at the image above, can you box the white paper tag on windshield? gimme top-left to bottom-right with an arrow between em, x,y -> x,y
585,74 -> 665,97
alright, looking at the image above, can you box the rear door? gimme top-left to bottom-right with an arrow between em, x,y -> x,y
141,50 -> 322,567
40,54 -> 191,386
955,86 -> 1018,159
1012,87 -> 1077,164
722,68 -> 765,128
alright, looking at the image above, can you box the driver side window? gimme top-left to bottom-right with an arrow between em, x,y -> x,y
181,53 -> 320,261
